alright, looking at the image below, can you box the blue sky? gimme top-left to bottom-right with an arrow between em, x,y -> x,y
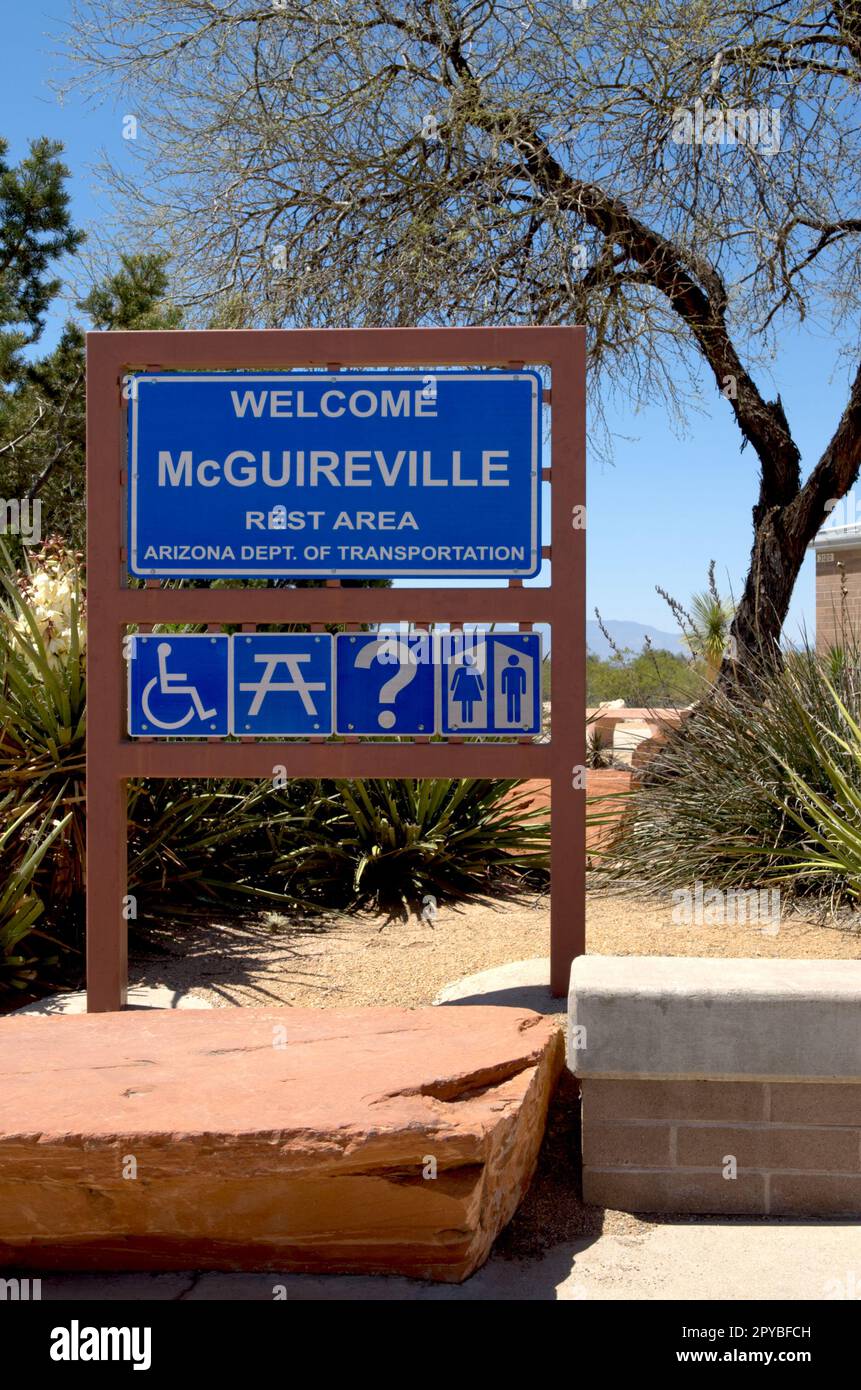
5,4 -> 850,642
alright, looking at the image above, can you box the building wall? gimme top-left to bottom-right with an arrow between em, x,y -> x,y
815,545 -> 861,652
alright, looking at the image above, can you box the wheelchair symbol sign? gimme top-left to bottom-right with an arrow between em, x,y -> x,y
128,635 -> 231,736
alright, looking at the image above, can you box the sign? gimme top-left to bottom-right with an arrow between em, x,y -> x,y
232,633 -> 333,736
127,371 -> 541,579
89,325 -> 582,1014
128,633 -> 334,737
126,630 -> 541,737
127,634 -> 231,737
441,633 -> 542,735
334,633 -> 435,736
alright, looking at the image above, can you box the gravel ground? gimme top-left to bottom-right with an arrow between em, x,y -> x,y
131,887 -> 861,1010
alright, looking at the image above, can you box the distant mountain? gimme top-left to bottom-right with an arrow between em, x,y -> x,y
586,619 -> 685,660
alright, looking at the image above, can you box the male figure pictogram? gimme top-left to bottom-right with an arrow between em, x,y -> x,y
501,654 -> 527,724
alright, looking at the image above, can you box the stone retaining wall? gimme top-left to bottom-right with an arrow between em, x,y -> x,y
585,769 -> 632,851
568,957 -> 861,1216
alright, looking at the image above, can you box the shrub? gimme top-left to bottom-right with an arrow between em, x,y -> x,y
717,674 -> 861,902
127,777 -> 307,921
0,793 -> 71,991
586,647 -> 703,707
272,777 -> 549,914
0,543 -> 302,987
0,540 -> 87,966
601,639 -> 861,907
585,726 -> 627,770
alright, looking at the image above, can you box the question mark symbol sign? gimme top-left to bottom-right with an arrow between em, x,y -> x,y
356,638 -> 419,729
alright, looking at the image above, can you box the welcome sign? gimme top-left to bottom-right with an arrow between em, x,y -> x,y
127,371 -> 541,577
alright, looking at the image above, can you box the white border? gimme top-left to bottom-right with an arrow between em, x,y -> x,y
128,371 -> 541,578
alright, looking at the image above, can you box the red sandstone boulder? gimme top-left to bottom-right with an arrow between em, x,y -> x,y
0,1005 -> 563,1282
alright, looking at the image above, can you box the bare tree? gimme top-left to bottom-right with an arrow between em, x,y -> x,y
64,0 -> 861,676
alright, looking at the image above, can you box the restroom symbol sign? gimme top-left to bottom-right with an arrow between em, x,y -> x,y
335,633 -> 435,736
441,633 -> 542,735
233,633 -> 333,735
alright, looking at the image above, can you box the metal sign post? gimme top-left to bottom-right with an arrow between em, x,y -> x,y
86,327 -> 585,1011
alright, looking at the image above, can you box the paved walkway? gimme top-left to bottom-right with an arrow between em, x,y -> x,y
36,1220 -> 860,1301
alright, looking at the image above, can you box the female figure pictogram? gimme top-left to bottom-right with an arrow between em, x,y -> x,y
450,652 -> 484,724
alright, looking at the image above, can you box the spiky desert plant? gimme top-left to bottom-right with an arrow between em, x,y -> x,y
126,776 -> 308,920
0,795 -> 71,989
273,777 -> 550,913
0,539 -> 86,909
601,637 -> 861,907
686,590 -> 735,682
714,674 -> 861,903
0,543 -> 310,987
0,792 -> 72,991
658,562 -> 734,683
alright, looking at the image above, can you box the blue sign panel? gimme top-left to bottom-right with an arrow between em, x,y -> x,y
232,633 -> 333,736
128,371 -> 541,578
126,631 -> 543,739
440,633 -> 542,735
128,634 -> 231,737
335,633 -> 435,736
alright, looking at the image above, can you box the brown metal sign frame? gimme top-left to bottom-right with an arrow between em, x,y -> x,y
86,326 -> 585,1012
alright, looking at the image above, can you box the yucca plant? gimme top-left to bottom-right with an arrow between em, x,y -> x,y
127,776 -> 308,919
586,726 -> 625,770
602,637 -> 861,907
0,539 -> 86,910
0,793 -> 72,991
714,675 -> 861,903
0,543 -> 311,989
273,777 -> 550,913
685,591 -> 735,682
658,562 -> 735,683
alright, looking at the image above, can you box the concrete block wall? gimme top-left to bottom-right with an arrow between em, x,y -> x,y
569,957 -> 861,1216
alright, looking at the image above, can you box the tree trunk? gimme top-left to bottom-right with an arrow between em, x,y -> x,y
724,505 -> 805,683
720,353 -> 861,687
